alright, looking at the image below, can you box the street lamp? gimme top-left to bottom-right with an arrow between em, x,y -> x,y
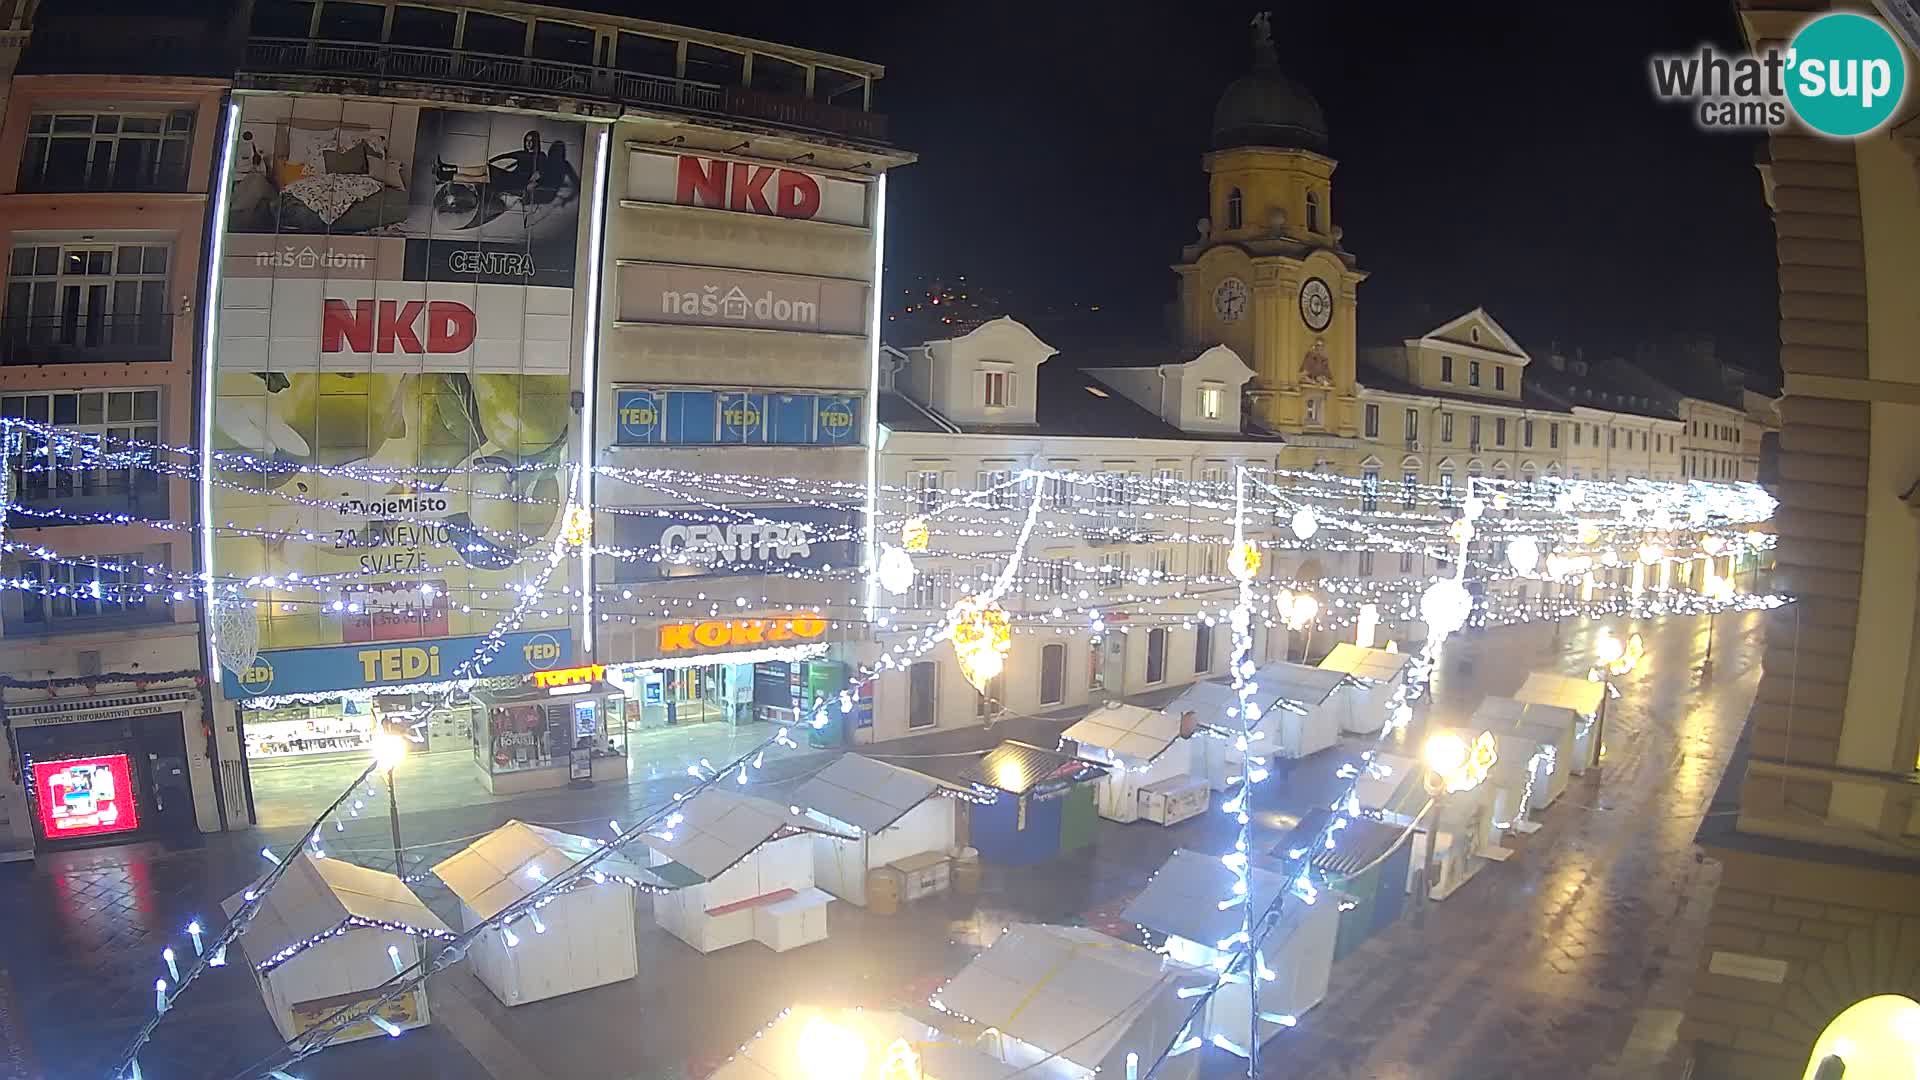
371,726 -> 409,876
1283,592 -> 1318,661
1418,730 -> 1496,907
1590,628 -> 1644,770
1700,573 -> 1735,679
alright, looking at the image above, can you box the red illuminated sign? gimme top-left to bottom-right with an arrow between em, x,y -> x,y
321,299 -> 477,354
32,754 -> 139,839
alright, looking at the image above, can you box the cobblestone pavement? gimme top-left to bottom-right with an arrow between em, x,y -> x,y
0,612 -> 1761,1080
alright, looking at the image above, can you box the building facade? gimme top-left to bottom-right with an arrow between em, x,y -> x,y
1680,6 -> 1920,1077
0,1 -> 237,858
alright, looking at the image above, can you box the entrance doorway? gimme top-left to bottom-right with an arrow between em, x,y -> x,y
14,712 -> 196,849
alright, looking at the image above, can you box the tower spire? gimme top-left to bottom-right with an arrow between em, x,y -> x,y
1250,11 -> 1277,69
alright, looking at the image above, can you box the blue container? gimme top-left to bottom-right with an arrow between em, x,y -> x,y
971,791 -> 1063,866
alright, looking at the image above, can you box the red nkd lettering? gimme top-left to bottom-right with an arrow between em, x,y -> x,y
670,155 -> 825,222
675,155 -> 727,208
322,299 -> 476,354
777,169 -> 821,219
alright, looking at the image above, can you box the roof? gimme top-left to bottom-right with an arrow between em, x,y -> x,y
1062,702 -> 1190,764
963,740 -> 1107,795
1212,20 -> 1327,153
1352,752 -> 1423,817
877,390 -> 957,434
792,754 -> 948,834
932,924 -> 1212,1069
1249,661 -> 1346,708
1123,848 -> 1288,946
1280,808 -> 1410,878
1318,644 -> 1410,682
708,1007 -> 1015,1080
1468,697 -> 1580,741
1513,671 -> 1605,717
223,853 -> 449,963
1162,679 -> 1242,723
432,820 -> 647,920
638,790 -> 854,882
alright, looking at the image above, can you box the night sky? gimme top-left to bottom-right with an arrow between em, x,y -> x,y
612,1 -> 1781,371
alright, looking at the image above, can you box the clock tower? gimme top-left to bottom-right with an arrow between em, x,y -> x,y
1174,12 -> 1366,447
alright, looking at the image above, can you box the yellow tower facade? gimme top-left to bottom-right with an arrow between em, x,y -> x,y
1174,14 -> 1366,467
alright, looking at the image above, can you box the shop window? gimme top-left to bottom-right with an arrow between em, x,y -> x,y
1146,628 -> 1168,685
316,1 -> 384,42
388,5 -> 456,48
531,21 -> 594,65
18,111 -> 194,193
14,551 -> 157,631
617,31 -> 678,76
908,661 -> 937,729
685,43 -> 744,86
1040,643 -> 1066,705
462,12 -> 527,56
1194,623 -> 1215,675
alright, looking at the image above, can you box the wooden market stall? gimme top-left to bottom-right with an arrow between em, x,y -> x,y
1277,810 -> 1412,961
959,741 -> 1107,867
707,1005 -> 1015,1080
641,789 -> 855,955
1512,671 -> 1606,773
1469,697 -> 1580,820
1123,848 -> 1337,1048
1061,702 -> 1207,825
222,852 -> 451,1044
1351,748 -> 1504,902
932,923 -> 1214,1080
430,820 -> 648,1006
792,753 -> 960,909
1316,644 -> 1412,735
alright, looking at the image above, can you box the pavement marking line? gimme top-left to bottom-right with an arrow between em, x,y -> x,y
432,975 -> 550,1080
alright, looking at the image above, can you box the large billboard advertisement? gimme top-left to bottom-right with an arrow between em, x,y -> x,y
616,262 -> 869,336
213,96 -> 589,692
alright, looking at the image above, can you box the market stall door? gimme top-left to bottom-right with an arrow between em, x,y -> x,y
1057,785 -> 1098,853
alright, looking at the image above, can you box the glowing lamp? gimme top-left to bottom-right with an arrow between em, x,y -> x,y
1420,578 -> 1472,640
950,595 -> 1011,692
1289,507 -> 1317,540
1283,593 -> 1318,631
900,517 -> 930,552
1423,730 -> 1496,794
1637,542 -> 1664,566
1577,522 -> 1601,545
795,1016 -> 868,1080
1704,574 -> 1735,603
875,545 -> 915,596
1491,492 -> 1509,511
1448,518 -> 1474,546
1506,536 -> 1540,575
1801,994 -> 1920,1080
371,730 -> 409,772
1701,535 -> 1726,556
1229,541 -> 1262,582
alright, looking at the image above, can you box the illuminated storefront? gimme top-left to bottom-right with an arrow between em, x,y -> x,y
3,689 -> 204,849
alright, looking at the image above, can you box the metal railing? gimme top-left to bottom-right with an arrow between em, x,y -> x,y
243,38 -> 888,142
15,160 -> 191,195
0,313 -> 174,365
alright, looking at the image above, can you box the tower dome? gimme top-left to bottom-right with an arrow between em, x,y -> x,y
1211,12 -> 1328,153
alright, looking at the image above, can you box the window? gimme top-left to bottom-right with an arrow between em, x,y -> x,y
1198,383 -> 1224,420
615,31 -> 678,75
1357,550 -> 1374,576
1098,551 -> 1128,587
1495,366 -> 1507,391
1609,428 -> 1617,449
15,552 -> 154,629
1226,187 -> 1244,230
1039,559 -> 1070,597
1305,190 -> 1322,233
4,389 -> 163,511
908,662 -> 938,729
1153,467 -> 1183,500
814,67 -> 865,106
977,468 -> 1014,510
461,11 -> 528,56
1440,356 -> 1454,383
1194,623 -> 1215,675
1145,628 -> 1168,685
1364,403 -> 1380,438
531,20 -> 594,64
1044,467 -> 1076,511
683,43 -> 745,85
1439,470 -> 1454,496
1402,470 -> 1418,509
1470,327 -> 1481,343
752,54 -> 808,97
910,469 -> 943,514
318,2 -> 384,41
1550,423 -> 1560,449
1469,415 -> 1482,448
1523,419 -> 1534,448
6,243 -> 172,355
1440,412 -> 1454,444
1404,409 -> 1419,443
18,109 -> 194,192
1195,540 -> 1223,579
1592,424 -> 1599,444
1304,395 -> 1323,427
1040,643 -> 1066,706
1201,464 -> 1227,488
1362,467 -> 1380,512
1468,360 -> 1483,387
390,6 -> 458,48
982,369 -> 1011,408
1495,418 -> 1507,447
1149,546 -> 1173,578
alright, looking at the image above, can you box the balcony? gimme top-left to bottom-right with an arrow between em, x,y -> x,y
0,314 -> 175,366
11,480 -> 169,526
242,38 -> 890,143
15,161 -> 192,195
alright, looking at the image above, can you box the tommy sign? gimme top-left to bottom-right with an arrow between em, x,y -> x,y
618,262 -> 869,336
626,149 -> 871,228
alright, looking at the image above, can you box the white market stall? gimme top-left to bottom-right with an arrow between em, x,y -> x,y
932,923 -> 1213,1080
1196,663 -> 1347,790
222,852 -> 451,1043
1162,678 -> 1240,731
1513,671 -> 1606,774
1123,848 -> 1336,1047
1418,722 -> 1516,900
1470,697 -> 1579,819
642,789 -> 855,955
1061,702 -> 1206,825
430,820 -> 648,1006
708,1005 -> 1016,1080
1316,644 -> 1412,735
792,754 -> 959,908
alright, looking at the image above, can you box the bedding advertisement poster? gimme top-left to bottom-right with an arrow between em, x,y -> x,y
214,95 -> 589,681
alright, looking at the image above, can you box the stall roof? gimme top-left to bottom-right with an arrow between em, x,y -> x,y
1352,752 -> 1424,818
432,820 -> 648,921
1514,671 -> 1606,717
1318,644 -> 1412,682
933,923 -> 1211,1069
792,754 -> 952,835
1278,808 -> 1412,879
640,790 -> 854,883
1163,678 -> 1240,722
962,740 -> 1107,796
1123,848 -> 1288,947
222,852 -> 449,962
1470,697 -> 1580,740
708,1006 -> 1016,1080
1251,662 -> 1347,708
1062,702 -> 1191,764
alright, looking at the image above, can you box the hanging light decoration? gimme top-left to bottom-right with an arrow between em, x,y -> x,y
1229,541 -> 1262,582
559,504 -> 593,548
900,517 -> 930,552
1448,518 -> 1475,547
1701,534 -> 1726,556
1462,494 -> 1486,521
874,545 -> 916,596
1637,542 -> 1665,566
1506,536 -> 1540,574
949,595 -> 1011,692
1289,507 -> 1318,540
1577,521 -> 1601,544
1420,578 -> 1472,641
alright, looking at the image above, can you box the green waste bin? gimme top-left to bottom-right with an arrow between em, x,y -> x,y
1057,783 -> 1098,853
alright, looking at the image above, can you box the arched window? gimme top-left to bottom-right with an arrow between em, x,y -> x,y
1305,190 -> 1321,233
1226,188 -> 1244,230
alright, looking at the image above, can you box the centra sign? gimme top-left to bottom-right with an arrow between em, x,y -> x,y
658,616 -> 829,653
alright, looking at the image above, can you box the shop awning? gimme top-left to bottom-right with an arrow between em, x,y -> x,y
707,1006 -> 1016,1080
791,754 -> 951,835
1318,644 -> 1411,683
639,789 -> 855,883
932,923 -> 1211,1071
1062,702 -> 1190,764
1124,848 -> 1288,947
431,820 -> 649,920
1250,661 -> 1347,709
1513,671 -> 1606,717
223,852 -> 449,968
961,740 -> 1107,796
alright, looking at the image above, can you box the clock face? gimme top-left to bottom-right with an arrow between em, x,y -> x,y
1213,277 -> 1249,323
1299,277 -> 1334,332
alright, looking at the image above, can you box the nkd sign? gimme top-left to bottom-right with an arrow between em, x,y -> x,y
627,149 -> 870,228
618,262 -> 868,336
